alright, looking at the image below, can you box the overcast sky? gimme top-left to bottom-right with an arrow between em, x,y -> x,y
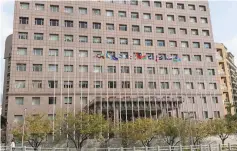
0,0 -> 237,101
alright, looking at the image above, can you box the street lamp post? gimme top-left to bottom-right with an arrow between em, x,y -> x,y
22,108 -> 26,147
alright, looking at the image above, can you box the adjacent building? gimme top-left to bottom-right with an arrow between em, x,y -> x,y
216,43 -> 237,113
2,0 -> 224,140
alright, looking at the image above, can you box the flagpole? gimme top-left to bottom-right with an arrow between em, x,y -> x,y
21,108 -> 26,147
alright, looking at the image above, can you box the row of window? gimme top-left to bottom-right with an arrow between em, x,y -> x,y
16,48 -> 215,61
18,33 -> 212,48
19,15 -> 208,26
16,64 -> 216,75
14,80 -> 218,90
15,95 -> 218,108
19,1 -> 207,13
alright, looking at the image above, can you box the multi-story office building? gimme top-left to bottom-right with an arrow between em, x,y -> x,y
2,0 -> 224,138
216,43 -> 237,113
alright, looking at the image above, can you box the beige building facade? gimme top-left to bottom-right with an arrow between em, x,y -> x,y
2,0 -> 225,140
216,43 -> 237,114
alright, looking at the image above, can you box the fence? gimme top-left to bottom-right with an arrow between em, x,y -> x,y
1,144 -> 237,151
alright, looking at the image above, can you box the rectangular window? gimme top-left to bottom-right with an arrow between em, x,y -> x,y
198,82 -> 205,90
17,47 -> 27,55
20,2 -> 29,9
79,36 -> 88,43
15,97 -> 24,105
35,3 -> 44,10
19,17 -> 29,24
180,28 -> 187,35
119,24 -> 127,31
64,50 -> 73,57
166,2 -> 173,8
157,40 -> 166,47
33,48 -> 43,56
32,97 -> 40,105
130,0 -> 138,5
48,64 -> 58,72
188,97 -> 195,104
33,64 -> 42,72
201,97 -> 207,104
94,65 -> 102,73
168,28 -> 176,34
201,17 -> 208,24
199,5 -> 206,11
191,29 -> 199,35
147,67 -> 155,74
142,1 -> 150,7
49,34 -> 59,41
108,81 -> 116,88
34,33 -> 43,40
144,26 -> 152,32
50,5 -> 59,12
15,80 -> 26,88
196,68 -> 203,75
204,111 -> 208,119
145,39 -> 153,46
154,1 -> 162,7
135,81 -> 143,89
79,7 -> 87,14
120,38 -> 128,45
49,49 -> 58,56
79,81 -> 88,88
214,111 -> 220,118
106,10 -> 114,16
93,22 -> 101,29
212,97 -> 218,103
206,56 -> 213,62
50,19 -> 59,26
64,20 -> 73,27
79,21 -> 87,28
16,64 -> 26,71
148,82 -> 156,89
204,43 -> 211,49
79,65 -> 88,73
156,27 -> 164,33
159,67 -> 168,75
94,81 -> 103,88
202,30 -> 210,36
161,82 -> 169,89
121,66 -> 129,73
92,9 -> 101,15
132,25 -> 140,32
108,66 -> 116,73
209,83 -> 217,89
184,68 -> 192,75
64,81 -> 73,88
65,6 -> 73,13
193,42 -> 200,48
178,16 -> 186,22
167,15 -> 174,21
118,11 -> 126,17
107,37 -> 115,44
14,115 -> 23,123
49,97 -> 56,104
122,81 -> 130,88
120,52 -> 128,59
134,67 -> 142,74
183,55 -> 190,61
172,68 -> 180,75
173,82 -> 181,89
169,41 -> 177,47
64,65 -> 73,72
190,17 -> 197,23
48,81 -> 58,88
131,12 -> 139,19
18,32 -> 28,39
155,14 -> 163,20
79,50 -> 88,57
177,3 -> 184,9
32,80 -> 42,88
64,97 -> 72,104
143,13 -> 151,19
93,36 -> 101,43
181,41 -> 189,48
186,82 -> 194,89
194,55 -> 202,61
106,23 -> 114,30
188,4 -> 195,10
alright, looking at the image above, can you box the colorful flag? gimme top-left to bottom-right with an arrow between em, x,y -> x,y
136,53 -> 142,59
112,56 -> 118,61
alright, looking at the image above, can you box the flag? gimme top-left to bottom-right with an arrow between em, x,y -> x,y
106,52 -> 112,59
118,54 -> 123,58
159,56 -> 163,60
112,56 -> 118,61
141,55 -> 147,60
147,55 -> 153,60
155,55 -> 159,62
136,53 -> 142,59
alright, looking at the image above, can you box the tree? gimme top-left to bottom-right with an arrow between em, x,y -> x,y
55,111 -> 109,151
130,118 -> 159,147
159,117 -> 188,146
209,118 -> 237,144
188,120 -> 210,145
12,114 -> 52,150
